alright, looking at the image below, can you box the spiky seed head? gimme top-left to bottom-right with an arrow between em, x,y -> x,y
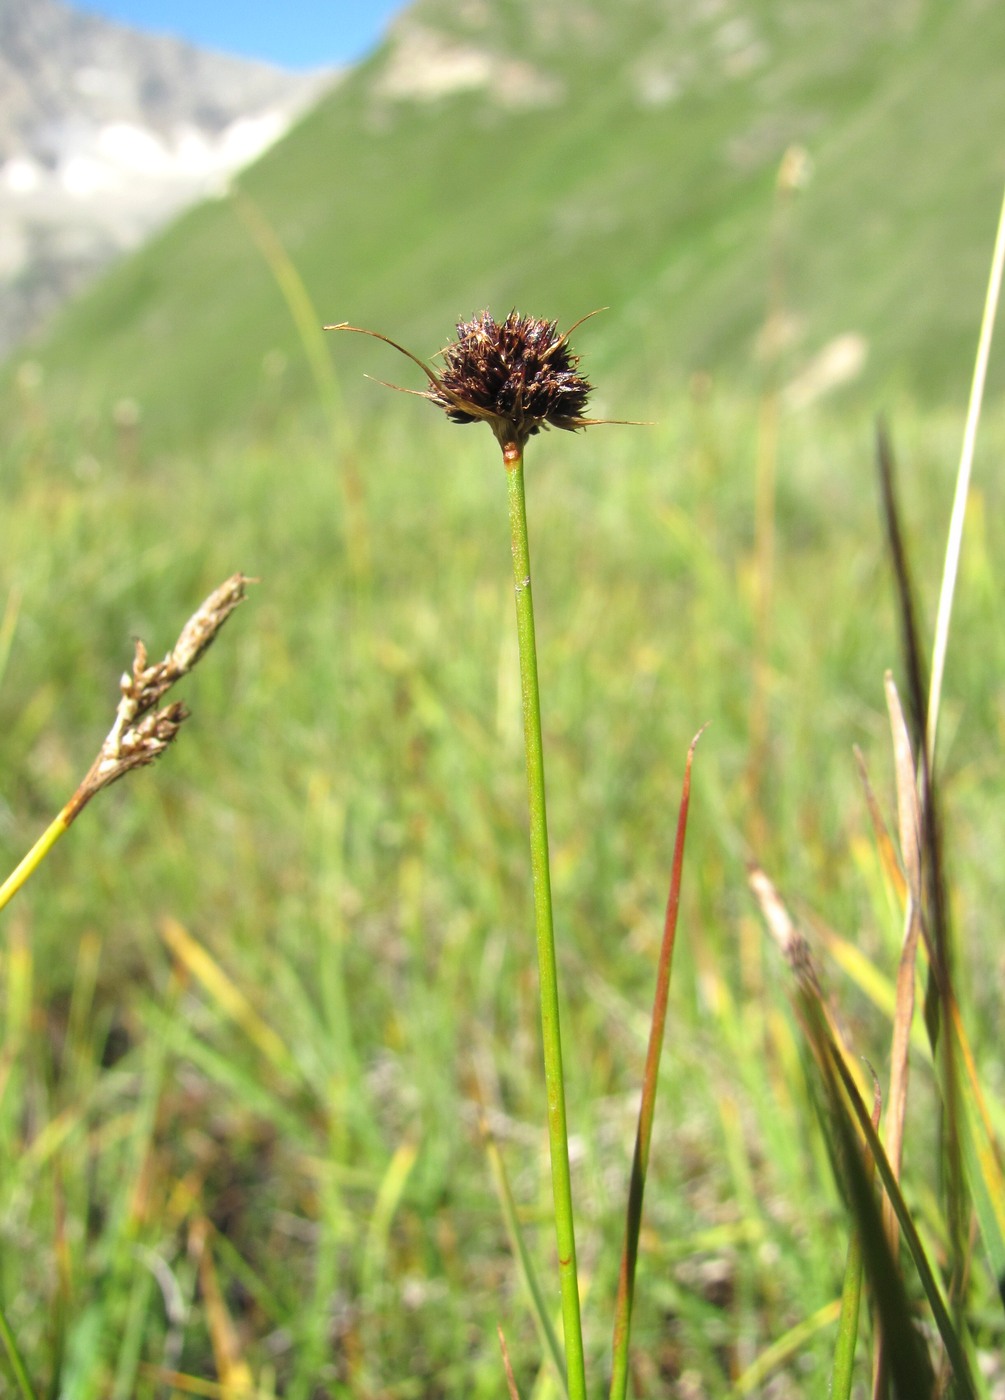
427,310 -> 595,448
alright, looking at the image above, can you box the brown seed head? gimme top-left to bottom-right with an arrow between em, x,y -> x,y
427,310 -> 594,448
65,574 -> 252,824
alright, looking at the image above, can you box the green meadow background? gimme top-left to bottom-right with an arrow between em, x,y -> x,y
1,0 -> 1004,1394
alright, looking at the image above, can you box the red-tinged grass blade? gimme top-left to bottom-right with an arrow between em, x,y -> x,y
498,1326 -> 523,1400
482,1118 -> 568,1400
608,727 -> 705,1400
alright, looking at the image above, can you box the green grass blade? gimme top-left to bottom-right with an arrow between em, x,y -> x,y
820,1050 -> 937,1399
0,1299 -> 37,1400
823,1027 -> 978,1396
483,1121 -> 569,1399
733,1299 -> 842,1395
828,1227 -> 864,1400
951,1000 -> 1005,1313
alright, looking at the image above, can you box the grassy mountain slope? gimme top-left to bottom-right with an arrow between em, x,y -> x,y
10,0 -> 1005,449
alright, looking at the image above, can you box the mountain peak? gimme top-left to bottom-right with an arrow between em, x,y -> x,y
0,0 -> 333,355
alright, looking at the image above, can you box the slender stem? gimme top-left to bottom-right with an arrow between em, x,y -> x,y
927,178 -> 1005,763
0,808 -> 71,914
503,440 -> 586,1400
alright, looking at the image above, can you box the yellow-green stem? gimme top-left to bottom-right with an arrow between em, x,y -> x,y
503,440 -> 586,1400
0,808 -> 71,914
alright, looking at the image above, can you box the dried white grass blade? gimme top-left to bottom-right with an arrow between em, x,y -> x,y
881,674 -> 924,1251
883,672 -> 922,903
927,180 -> 1005,764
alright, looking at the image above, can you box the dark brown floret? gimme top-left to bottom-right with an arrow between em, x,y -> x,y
427,310 -> 594,447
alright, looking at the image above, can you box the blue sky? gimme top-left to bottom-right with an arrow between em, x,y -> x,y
74,1 -> 407,70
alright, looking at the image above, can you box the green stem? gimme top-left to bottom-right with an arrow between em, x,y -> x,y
503,441 -> 586,1400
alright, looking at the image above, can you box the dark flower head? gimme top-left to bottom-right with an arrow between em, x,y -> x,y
427,310 -> 594,447
326,309 -> 615,455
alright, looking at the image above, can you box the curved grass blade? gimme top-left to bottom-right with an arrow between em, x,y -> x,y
733,1299 -> 842,1396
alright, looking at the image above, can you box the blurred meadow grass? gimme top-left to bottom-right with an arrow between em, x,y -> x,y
2,365 -> 1005,1394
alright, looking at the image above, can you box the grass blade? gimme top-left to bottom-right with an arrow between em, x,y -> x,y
927,179 -> 1005,762
498,1325 -> 524,1400
829,1226 -> 864,1400
159,917 -> 295,1077
751,868 -> 977,1394
825,1026 -> 977,1396
877,423 -> 966,1315
0,1301 -> 38,1400
482,1118 -> 569,1399
192,1219 -> 256,1399
950,1000 -> 1005,1314
816,1032 -> 938,1400
608,727 -> 704,1400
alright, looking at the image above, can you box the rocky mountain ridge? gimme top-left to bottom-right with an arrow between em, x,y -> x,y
0,0 -> 335,355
